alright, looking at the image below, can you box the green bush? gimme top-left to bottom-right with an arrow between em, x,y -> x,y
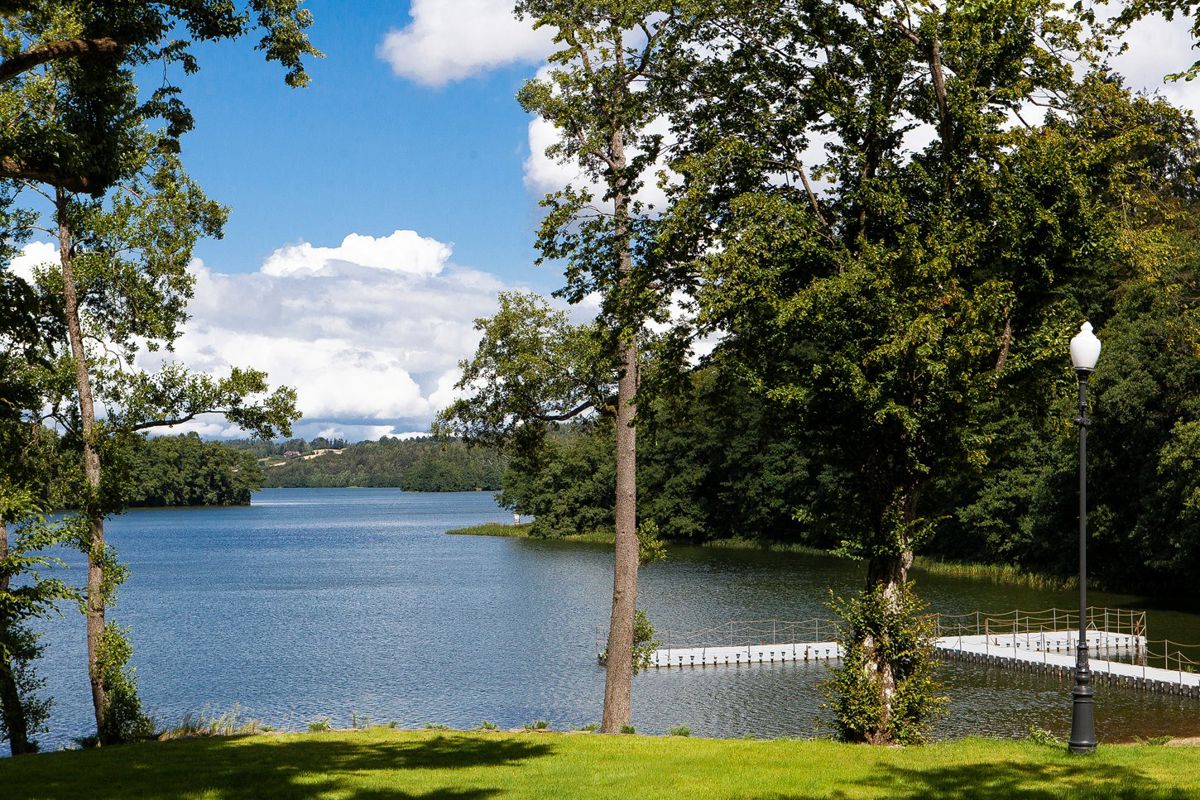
825,583 -> 945,745
96,624 -> 155,744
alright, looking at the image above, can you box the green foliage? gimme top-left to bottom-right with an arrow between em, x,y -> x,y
0,486 -> 80,755
598,609 -> 659,675
477,720 -> 499,731
825,585 -> 945,745
0,2 -> 321,196
95,623 -> 155,744
523,720 -> 551,731
499,421 -> 616,539
1135,735 -> 1173,746
307,718 -> 331,733
166,706 -> 262,739
435,291 -> 615,452
122,434 -> 263,507
0,625 -> 50,753
631,610 -> 659,675
668,724 -> 691,737
636,520 -> 667,566
620,725 -> 635,734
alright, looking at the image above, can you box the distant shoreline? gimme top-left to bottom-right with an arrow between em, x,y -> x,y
446,523 -> 1072,590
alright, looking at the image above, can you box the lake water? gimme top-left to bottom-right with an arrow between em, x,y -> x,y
25,488 -> 1200,749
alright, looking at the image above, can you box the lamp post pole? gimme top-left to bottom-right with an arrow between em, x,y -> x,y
1068,321 -> 1101,754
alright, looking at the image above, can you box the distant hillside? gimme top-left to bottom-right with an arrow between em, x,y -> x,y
221,436 -> 506,491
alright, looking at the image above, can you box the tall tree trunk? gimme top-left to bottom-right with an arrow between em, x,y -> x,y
56,190 -> 111,742
863,548 -> 913,741
0,518 -> 34,755
600,123 -> 639,734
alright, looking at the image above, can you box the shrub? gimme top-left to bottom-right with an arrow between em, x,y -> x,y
669,725 -> 692,737
96,624 -> 156,744
824,583 -> 945,745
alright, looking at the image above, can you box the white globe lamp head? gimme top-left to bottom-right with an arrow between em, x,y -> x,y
1070,321 -> 1102,374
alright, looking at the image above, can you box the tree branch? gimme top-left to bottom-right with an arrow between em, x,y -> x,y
130,410 -> 230,432
0,37 -> 124,84
0,157 -> 99,194
531,399 -> 596,422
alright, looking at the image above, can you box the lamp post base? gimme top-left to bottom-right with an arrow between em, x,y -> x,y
1068,655 -> 1096,754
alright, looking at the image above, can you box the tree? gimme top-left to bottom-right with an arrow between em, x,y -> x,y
1,0 -> 320,194
2,2 -> 311,744
659,0 -> 1118,741
8,142 -> 299,742
511,0 -> 680,734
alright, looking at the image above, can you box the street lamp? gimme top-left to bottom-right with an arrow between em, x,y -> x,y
1068,321 -> 1101,754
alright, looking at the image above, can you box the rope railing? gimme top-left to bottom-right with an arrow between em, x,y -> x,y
932,606 -> 1146,640
646,618 -> 842,652
1140,640 -> 1200,674
645,607 -> 1148,654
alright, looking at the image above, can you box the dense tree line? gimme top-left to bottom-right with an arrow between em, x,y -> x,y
238,436 -> 506,492
124,434 -> 263,507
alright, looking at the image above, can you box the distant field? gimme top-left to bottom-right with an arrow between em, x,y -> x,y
4,729 -> 1200,799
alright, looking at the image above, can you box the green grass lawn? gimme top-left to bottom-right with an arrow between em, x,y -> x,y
3,729 -> 1199,799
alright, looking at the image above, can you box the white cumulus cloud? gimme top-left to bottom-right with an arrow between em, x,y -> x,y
5,240 -> 57,283
377,0 -> 554,87
126,230 -> 512,440
261,230 -> 452,278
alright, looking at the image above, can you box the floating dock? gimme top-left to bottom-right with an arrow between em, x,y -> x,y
639,608 -> 1200,698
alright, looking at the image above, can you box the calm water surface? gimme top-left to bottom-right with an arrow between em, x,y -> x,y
27,488 -> 1200,748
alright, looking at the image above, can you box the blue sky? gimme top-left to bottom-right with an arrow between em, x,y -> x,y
175,1 -> 554,292
9,2 -> 1199,442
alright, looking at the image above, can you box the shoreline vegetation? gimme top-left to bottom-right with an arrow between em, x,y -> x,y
446,523 -> 1074,591
4,728 -> 1200,799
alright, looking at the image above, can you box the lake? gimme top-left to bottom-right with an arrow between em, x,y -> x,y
25,488 -> 1200,749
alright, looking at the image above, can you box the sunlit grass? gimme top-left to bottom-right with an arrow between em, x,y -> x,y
5,729 -> 1200,799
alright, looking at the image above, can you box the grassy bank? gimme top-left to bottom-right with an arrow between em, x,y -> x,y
448,525 -> 1068,590
4,729 -> 1200,799
446,522 -> 615,544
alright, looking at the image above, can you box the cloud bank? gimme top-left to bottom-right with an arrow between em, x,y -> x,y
11,231 -> 507,441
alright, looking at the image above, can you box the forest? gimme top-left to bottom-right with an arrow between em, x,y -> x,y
227,436 -> 507,492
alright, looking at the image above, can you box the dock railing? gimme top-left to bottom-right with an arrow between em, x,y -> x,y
932,606 -> 1146,641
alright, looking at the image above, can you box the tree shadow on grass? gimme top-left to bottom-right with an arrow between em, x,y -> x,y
19,733 -> 555,800
769,757 -> 1195,800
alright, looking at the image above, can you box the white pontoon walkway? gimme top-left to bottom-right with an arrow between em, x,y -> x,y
638,607 -> 1200,698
